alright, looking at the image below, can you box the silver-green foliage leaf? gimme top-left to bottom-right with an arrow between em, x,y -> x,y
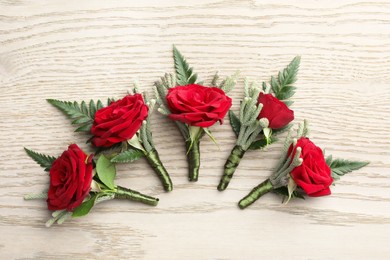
111,148 -> 144,163
229,110 -> 241,137
173,45 -> 197,85
328,158 -> 369,181
47,99 -> 103,132
24,148 -> 56,172
270,56 -> 300,104
96,155 -> 116,190
72,194 -> 98,218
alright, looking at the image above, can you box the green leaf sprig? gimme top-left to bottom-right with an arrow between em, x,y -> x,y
154,45 -> 238,182
24,150 -> 159,227
218,57 -> 300,191
47,88 -> 173,192
238,121 -> 369,209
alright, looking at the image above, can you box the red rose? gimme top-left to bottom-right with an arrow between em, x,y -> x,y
257,93 -> 294,129
166,84 -> 232,127
289,138 -> 333,197
48,144 -> 93,211
91,94 -> 148,147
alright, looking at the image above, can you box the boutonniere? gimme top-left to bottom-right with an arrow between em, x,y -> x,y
24,144 -> 158,227
218,57 -> 299,191
238,120 -> 369,208
47,88 -> 173,191
154,46 -> 238,181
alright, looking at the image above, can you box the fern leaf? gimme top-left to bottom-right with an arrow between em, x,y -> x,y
270,56 -> 300,105
24,148 -> 56,171
47,99 -> 97,132
328,158 -> 369,181
111,148 -> 144,163
173,45 -> 197,85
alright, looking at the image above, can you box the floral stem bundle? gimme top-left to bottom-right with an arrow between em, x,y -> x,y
24,144 -> 158,227
47,87 -> 173,191
154,46 -> 238,181
218,57 -> 299,191
238,120 -> 369,209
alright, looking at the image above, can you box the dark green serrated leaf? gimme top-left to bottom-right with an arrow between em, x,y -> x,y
111,148 -> 144,163
96,155 -> 116,190
173,45 -> 197,85
329,158 -> 369,181
24,148 -> 56,172
325,155 -> 333,166
274,187 -> 305,200
89,100 -> 97,119
270,56 -> 300,105
47,99 -> 99,132
248,136 -> 278,150
72,194 -> 98,218
229,110 -> 241,137
96,100 -> 104,110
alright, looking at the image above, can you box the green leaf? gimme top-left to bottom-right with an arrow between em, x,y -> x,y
173,45 -> 197,85
89,100 -> 97,119
24,148 -> 56,172
111,148 -> 144,163
96,100 -> 104,110
248,136 -> 278,150
229,110 -> 241,137
272,124 -> 293,135
270,56 -> 300,105
325,155 -> 333,166
273,187 -> 305,200
96,155 -> 116,190
72,194 -> 98,218
328,158 -> 369,181
47,99 -> 102,132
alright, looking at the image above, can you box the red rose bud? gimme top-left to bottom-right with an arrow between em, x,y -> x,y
48,144 -> 93,211
166,84 -> 232,128
288,137 -> 333,197
257,93 -> 294,129
91,94 -> 148,147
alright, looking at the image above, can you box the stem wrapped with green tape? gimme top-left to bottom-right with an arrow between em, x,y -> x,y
238,179 -> 273,209
185,139 -> 201,182
218,145 -> 246,191
115,186 -> 159,206
145,149 -> 173,192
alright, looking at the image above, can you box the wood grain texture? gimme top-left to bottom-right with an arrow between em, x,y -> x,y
1,0 -> 389,259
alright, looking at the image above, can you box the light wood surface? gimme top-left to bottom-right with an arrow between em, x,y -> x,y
1,0 -> 389,259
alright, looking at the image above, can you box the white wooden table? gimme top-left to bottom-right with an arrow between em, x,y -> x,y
1,1 -> 389,259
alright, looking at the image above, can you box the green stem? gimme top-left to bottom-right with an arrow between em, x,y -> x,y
145,149 -> 173,192
218,145 -> 246,191
114,186 -> 159,206
238,179 -> 274,209
185,139 -> 201,182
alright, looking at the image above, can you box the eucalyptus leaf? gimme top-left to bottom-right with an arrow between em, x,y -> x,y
96,155 -> 116,190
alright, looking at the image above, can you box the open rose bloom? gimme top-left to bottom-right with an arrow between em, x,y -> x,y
166,84 -> 232,128
91,94 -> 148,147
48,144 -> 93,211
